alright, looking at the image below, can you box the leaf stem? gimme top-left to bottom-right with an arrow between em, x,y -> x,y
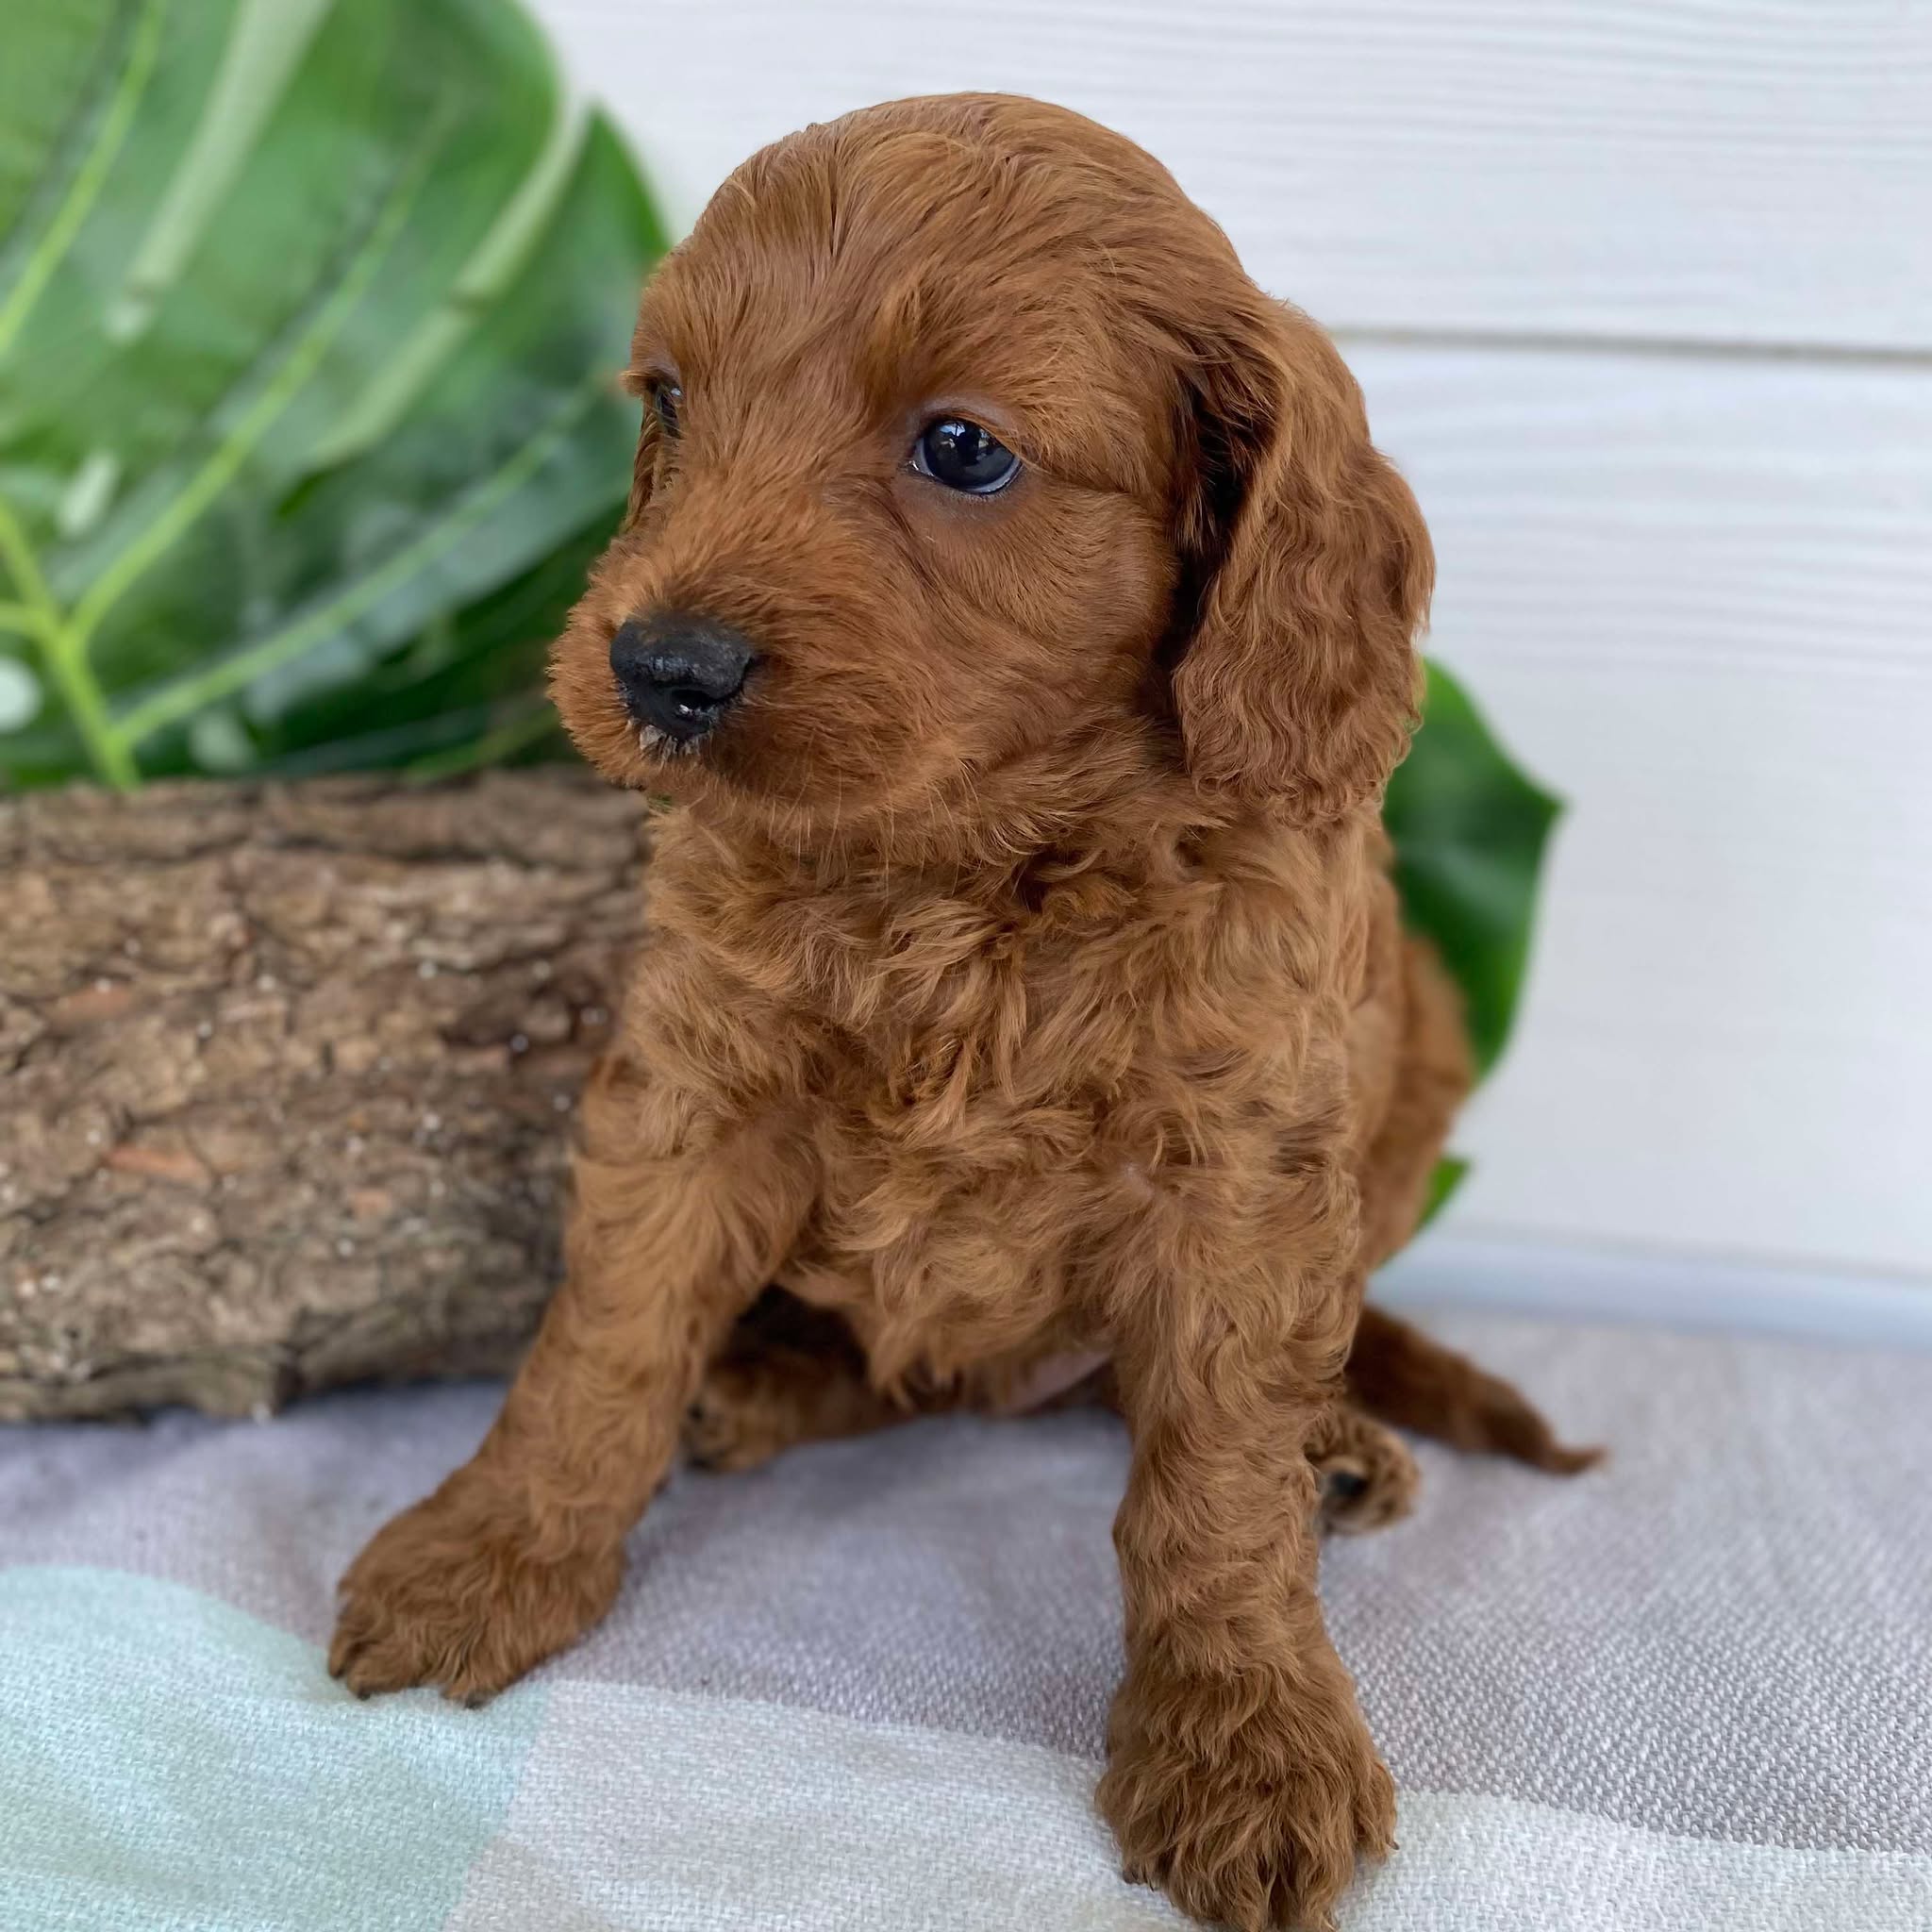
0,495 -> 138,788
0,495 -> 57,613
112,379 -> 599,752
41,625 -> 141,790
0,0 -> 168,364
69,131 -> 442,650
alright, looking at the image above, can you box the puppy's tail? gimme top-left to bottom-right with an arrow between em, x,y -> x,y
1346,1306 -> 1602,1474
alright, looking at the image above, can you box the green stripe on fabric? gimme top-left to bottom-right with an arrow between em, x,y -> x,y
0,1565 -> 546,1931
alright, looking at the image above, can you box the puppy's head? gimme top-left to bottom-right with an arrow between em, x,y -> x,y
552,94 -> 1430,848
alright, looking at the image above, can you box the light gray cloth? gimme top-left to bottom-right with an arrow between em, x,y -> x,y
1,1313 -> 1927,1929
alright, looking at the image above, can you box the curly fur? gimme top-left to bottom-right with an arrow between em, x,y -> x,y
331,94 -> 1593,1930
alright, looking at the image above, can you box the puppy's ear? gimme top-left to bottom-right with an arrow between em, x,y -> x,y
1170,297 -> 1431,823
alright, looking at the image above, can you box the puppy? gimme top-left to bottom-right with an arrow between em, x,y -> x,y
332,94 -> 1591,1930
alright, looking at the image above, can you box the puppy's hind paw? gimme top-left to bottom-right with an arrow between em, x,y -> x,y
682,1364 -> 791,1474
1313,1412 -> 1419,1536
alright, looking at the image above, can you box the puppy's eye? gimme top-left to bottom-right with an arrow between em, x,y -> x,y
913,417 -> 1019,495
651,381 -> 682,437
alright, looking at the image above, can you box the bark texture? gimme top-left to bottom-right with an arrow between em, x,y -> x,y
0,772 -> 644,1422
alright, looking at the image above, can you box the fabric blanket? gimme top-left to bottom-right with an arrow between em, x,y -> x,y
0,1312 -> 1926,1930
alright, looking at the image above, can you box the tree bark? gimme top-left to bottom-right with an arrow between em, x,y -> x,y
0,772 -> 644,1422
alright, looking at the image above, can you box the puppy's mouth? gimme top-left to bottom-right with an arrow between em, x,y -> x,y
637,719 -> 707,760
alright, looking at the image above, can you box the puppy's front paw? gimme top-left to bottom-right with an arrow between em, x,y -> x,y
329,1475 -> 621,1705
1098,1657 -> 1394,1931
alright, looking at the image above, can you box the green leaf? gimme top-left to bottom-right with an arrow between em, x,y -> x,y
0,0 -> 667,791
1387,659 -> 1562,1078
1417,1155 -> 1471,1231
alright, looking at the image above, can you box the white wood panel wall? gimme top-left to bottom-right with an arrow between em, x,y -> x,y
529,1 -> 1932,1290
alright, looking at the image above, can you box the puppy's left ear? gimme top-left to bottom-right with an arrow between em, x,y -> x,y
1170,296 -> 1432,824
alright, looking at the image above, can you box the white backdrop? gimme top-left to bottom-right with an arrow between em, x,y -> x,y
528,0 -> 1932,1318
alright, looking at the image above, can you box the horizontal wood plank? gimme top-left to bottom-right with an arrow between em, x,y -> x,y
536,0 -> 1932,353
1352,344 -> 1932,1274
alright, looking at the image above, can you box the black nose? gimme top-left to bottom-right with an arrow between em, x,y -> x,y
609,614 -> 756,743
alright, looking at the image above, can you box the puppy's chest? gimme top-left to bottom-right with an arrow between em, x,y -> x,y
793,929 -> 1129,1242
824,938 -> 1123,1156
779,1049 -> 1097,1375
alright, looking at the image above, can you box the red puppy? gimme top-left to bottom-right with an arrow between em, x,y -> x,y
332,95 -> 1591,1930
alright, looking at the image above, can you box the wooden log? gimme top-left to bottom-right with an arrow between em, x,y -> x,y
0,772 -> 643,1422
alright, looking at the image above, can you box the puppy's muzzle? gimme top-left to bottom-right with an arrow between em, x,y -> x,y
610,614 -> 756,744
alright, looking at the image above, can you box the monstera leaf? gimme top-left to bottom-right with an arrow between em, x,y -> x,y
0,0 -> 666,787
1391,659 -> 1560,1221
1389,659 -> 1560,1079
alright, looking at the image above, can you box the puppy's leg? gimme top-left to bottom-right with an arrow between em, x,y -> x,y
330,1052 -> 813,1704
1356,935 -> 1472,1272
1097,1197 -> 1393,1931
684,1290 -> 919,1472
685,1305 -> 1422,1558
1348,1306 -> 1601,1474
688,1296 -> 1423,1556
1352,937 -> 1598,1476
